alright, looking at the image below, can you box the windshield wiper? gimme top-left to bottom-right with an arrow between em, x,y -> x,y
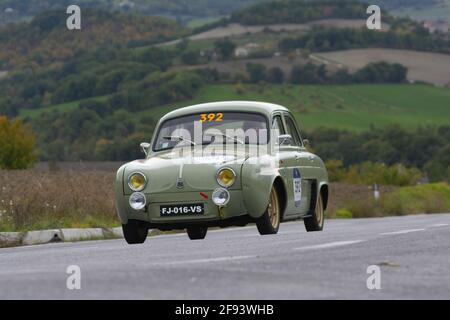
163,135 -> 196,146
205,133 -> 245,145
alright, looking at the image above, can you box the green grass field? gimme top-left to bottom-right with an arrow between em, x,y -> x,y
135,84 -> 450,131
19,95 -> 110,119
20,84 -> 450,131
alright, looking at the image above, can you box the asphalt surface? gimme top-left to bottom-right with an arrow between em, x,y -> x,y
1,214 -> 450,300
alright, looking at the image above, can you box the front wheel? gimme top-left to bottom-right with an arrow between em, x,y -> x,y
304,192 -> 325,232
122,220 -> 148,244
187,226 -> 208,240
256,186 -> 281,235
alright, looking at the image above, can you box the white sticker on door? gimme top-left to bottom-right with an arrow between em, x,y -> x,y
293,168 -> 302,207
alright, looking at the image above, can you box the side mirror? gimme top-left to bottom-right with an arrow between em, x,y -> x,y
140,142 -> 151,156
278,134 -> 293,146
303,139 -> 310,146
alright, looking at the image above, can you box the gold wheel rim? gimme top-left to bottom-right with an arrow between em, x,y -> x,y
268,187 -> 280,229
316,195 -> 324,227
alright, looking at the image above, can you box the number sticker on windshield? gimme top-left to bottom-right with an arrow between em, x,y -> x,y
200,113 -> 223,122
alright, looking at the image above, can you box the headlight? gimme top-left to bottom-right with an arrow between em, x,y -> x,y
128,172 -> 147,191
216,168 -> 236,188
212,188 -> 230,206
129,192 -> 146,210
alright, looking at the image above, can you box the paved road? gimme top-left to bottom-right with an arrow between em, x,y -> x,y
1,214 -> 449,299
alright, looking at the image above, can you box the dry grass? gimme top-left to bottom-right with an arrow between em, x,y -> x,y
0,170 -> 117,232
1,169 -> 448,232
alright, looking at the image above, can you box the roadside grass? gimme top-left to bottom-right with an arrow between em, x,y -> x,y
1,169 -> 449,233
329,183 -> 450,218
0,170 -> 118,232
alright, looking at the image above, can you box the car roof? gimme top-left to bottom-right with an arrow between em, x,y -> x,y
160,101 -> 289,121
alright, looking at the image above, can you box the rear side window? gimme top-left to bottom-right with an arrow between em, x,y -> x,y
284,115 -> 302,147
272,115 -> 285,146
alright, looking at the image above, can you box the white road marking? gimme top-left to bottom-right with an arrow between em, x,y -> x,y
380,228 -> 426,236
293,240 -> 364,251
150,255 -> 257,266
428,224 -> 449,228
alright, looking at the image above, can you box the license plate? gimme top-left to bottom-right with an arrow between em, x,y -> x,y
160,204 -> 204,216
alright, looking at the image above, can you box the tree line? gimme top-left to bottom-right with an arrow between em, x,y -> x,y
306,125 -> 450,182
231,0 -> 369,25
245,61 -> 407,84
279,26 -> 450,54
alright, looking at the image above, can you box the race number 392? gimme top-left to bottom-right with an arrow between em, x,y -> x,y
219,304 -> 274,315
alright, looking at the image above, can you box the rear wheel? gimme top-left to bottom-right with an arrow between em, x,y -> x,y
122,220 -> 149,244
304,192 -> 325,232
256,186 -> 281,235
187,226 -> 208,240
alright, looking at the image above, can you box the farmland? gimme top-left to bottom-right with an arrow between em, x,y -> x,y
316,49 -> 450,86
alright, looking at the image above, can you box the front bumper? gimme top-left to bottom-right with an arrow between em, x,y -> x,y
116,190 -> 247,225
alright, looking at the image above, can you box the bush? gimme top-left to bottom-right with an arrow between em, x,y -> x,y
335,208 -> 353,219
0,116 -> 37,169
331,183 -> 450,219
383,183 -> 450,215
326,160 -> 422,186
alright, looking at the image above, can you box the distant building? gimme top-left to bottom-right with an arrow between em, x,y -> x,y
234,43 -> 261,58
4,8 -> 14,13
423,20 -> 450,33
234,47 -> 249,58
119,1 -> 135,10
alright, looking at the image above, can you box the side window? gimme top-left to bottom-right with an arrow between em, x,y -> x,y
272,115 -> 285,145
284,114 -> 302,147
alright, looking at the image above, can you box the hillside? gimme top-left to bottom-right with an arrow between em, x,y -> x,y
0,9 -> 186,70
0,0 -> 262,26
1,0 -> 449,28
133,84 -> 450,131
22,84 -> 450,131
0,0 -> 449,167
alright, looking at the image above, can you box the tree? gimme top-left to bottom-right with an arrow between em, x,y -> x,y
0,116 -> 37,169
246,63 -> 267,83
214,38 -> 236,60
267,67 -> 284,83
181,50 -> 200,65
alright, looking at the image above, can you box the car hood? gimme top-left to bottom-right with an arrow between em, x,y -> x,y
123,148 -> 248,194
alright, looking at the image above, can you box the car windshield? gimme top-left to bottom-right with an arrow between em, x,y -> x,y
153,112 -> 268,151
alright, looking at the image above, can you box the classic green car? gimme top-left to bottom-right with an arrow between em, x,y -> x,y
115,101 -> 328,244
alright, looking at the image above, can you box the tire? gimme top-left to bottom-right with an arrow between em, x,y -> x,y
122,220 -> 148,244
186,226 -> 208,240
256,185 -> 281,235
304,192 -> 325,232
